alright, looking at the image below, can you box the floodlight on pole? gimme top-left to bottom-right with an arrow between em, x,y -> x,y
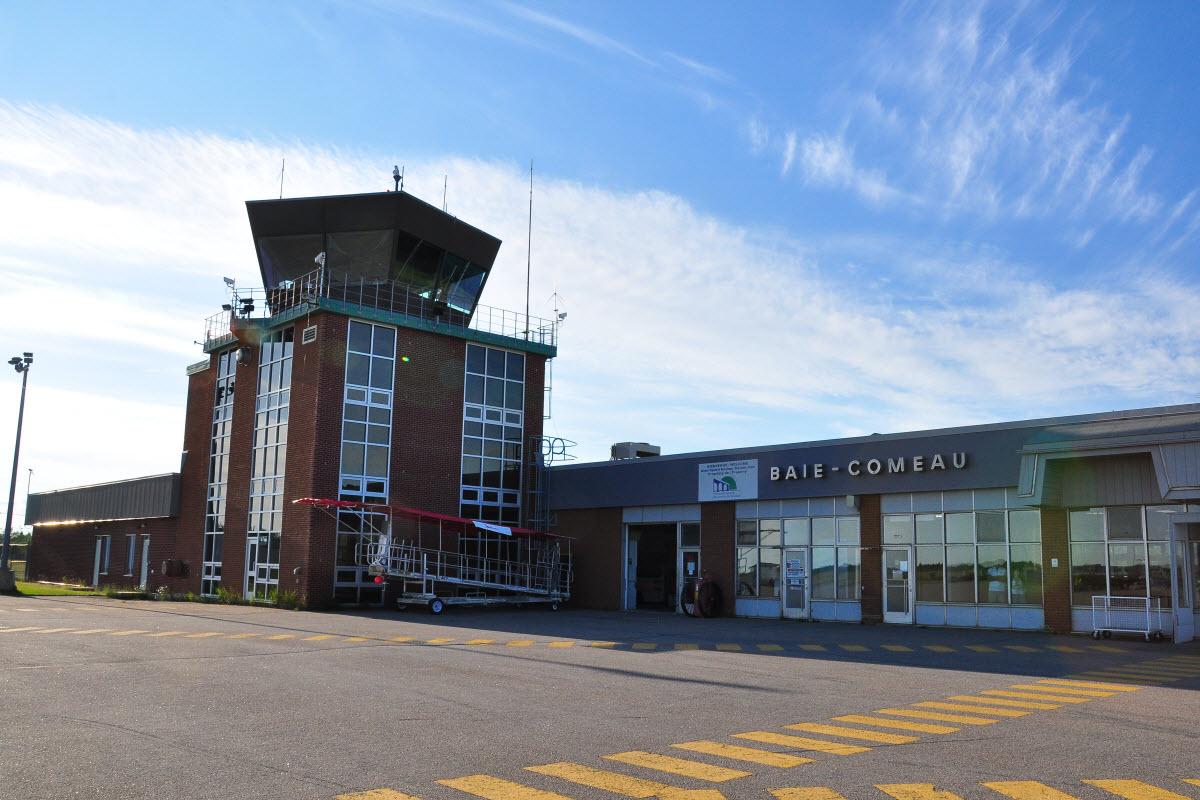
1,351 -> 33,582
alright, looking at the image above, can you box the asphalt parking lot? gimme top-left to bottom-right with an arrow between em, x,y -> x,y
0,594 -> 1196,800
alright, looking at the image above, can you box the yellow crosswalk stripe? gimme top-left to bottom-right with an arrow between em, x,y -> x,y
506,640 -> 533,647
546,641 -> 573,648
528,762 -> 676,797
1085,780 -> 1196,800
344,637 -> 371,643
604,751 -> 749,781
1087,644 -> 1126,653
946,695 -> 1060,710
674,643 -> 699,651
914,701 -> 1029,717
148,631 -> 185,637
771,790 -> 848,800
1073,674 -> 1168,685
983,780 -> 1081,800
732,731 -> 870,755
427,638 -> 455,645
924,645 -> 955,653
228,633 -> 261,639
465,638 -> 495,645
882,644 -> 913,652
831,714 -> 959,734
109,630 -> 149,636
34,627 -> 76,633
1181,781 -> 1200,788
1115,665 -> 1196,676
74,628 -> 113,635
264,634 -> 294,641
715,643 -> 742,652
0,626 -> 42,633
877,783 -> 965,800
840,644 -> 868,652
632,643 -> 657,651
439,774 -> 572,800
965,645 -> 999,653
390,636 -> 414,643
757,643 -> 784,652
1003,645 -> 1039,653
1008,684 -> 1116,697
785,722 -> 917,744
336,790 -> 421,800
186,631 -> 224,638
874,708 -> 997,726
978,689 -> 1090,704
1036,679 -> 1140,692
304,634 -> 334,641
1074,669 -> 1168,681
798,644 -> 826,651
590,641 -> 618,648
672,740 -> 812,767
1046,644 -> 1085,653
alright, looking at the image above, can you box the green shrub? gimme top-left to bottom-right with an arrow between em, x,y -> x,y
275,589 -> 300,610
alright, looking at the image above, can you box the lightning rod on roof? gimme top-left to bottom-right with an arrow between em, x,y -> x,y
279,157 -> 286,199
525,158 -> 533,341
443,174 -> 448,212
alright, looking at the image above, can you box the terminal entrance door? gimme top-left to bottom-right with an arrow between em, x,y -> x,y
782,548 -> 809,619
1170,522 -> 1196,643
883,546 -> 914,624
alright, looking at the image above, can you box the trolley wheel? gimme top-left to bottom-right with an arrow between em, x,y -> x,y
396,602 -> 408,612
1091,631 -> 1100,639
428,597 -> 445,615
549,601 -> 560,612
1102,630 -> 1111,639
1152,631 -> 1164,642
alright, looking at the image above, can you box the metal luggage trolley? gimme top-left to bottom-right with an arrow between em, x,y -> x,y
1090,595 -> 1165,641
294,498 -> 572,614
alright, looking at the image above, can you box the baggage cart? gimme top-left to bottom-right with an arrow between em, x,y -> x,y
1091,595 -> 1165,641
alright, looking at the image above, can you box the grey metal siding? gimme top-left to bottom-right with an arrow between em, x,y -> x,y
25,474 -> 180,525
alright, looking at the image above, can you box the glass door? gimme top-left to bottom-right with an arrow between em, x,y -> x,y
1171,524 -> 1194,643
679,549 -> 700,615
883,546 -> 913,624
783,547 -> 809,619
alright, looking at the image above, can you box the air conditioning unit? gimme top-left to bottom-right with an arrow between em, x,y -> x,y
611,442 -> 661,460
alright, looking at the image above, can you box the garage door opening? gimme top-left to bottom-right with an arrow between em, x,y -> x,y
625,524 -> 678,611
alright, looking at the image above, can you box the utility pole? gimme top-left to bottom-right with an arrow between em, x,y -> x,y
1,352 -> 33,591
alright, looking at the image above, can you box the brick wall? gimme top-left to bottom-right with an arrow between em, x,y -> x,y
28,517 -> 176,588
555,507 -> 622,609
858,494 -> 882,623
700,501 -> 736,616
172,351 -> 219,594
1040,507 -> 1072,633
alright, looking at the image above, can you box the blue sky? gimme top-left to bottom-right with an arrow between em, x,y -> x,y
1,1 -> 1199,519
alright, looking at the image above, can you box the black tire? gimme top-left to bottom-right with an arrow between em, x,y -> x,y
696,580 -> 723,618
429,597 -> 445,615
680,583 -> 697,617
1091,631 -> 1099,639
396,602 -> 408,612
549,601 -> 560,612
1102,630 -> 1112,639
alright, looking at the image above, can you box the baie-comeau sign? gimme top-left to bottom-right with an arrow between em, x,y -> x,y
698,459 -> 759,502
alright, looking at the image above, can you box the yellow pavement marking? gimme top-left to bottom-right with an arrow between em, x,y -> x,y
186,631 -> 224,639
590,641 -> 618,648
505,639 -> 533,647
390,636 -> 415,643
715,643 -> 742,651
978,689 -> 1090,704
1008,683 -> 1115,697
733,732 -> 869,755
946,695 -> 1060,710
336,790 -> 421,800
603,750 -> 750,781
831,714 -> 958,734
1113,665 -> 1196,675
882,644 -> 913,652
1036,678 -> 1140,692
74,628 -> 113,635
799,644 -> 826,651
877,783 -> 965,800
109,630 -> 149,636
965,645 -> 999,653
0,626 -> 43,633
228,633 -> 261,639
439,774 -> 572,800
344,637 -> 371,643
785,722 -> 918,744
1182,781 -> 1200,789
673,740 -> 812,767
1074,669 -> 1168,680
875,708 -> 997,726
983,780 -> 1080,800
923,645 -> 955,653
427,637 -> 455,645
840,644 -> 868,652
674,643 -> 699,651
148,631 -> 186,637
771,789 -> 848,800
1046,644 -> 1086,653
304,634 -> 334,641
263,633 -> 295,641
467,639 -> 496,646
34,627 -> 76,633
1085,780 -> 1195,800
1073,674 -> 1169,685
757,643 -> 784,652
527,761 -> 674,797
1003,645 -> 1039,653
1087,644 -> 1126,653
632,643 -> 658,651
547,641 -> 574,648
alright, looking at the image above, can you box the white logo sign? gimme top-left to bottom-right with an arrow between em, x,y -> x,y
698,459 -> 758,502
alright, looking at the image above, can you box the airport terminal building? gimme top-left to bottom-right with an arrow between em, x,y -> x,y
20,188 -> 1200,640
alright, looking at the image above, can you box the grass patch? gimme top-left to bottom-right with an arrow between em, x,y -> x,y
15,581 -> 101,597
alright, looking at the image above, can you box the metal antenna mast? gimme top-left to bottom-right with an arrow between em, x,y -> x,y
525,159 -> 533,340
279,158 -> 286,199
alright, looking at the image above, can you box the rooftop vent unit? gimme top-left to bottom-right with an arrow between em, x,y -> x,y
611,442 -> 661,460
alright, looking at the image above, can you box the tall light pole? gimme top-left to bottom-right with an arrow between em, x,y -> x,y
0,352 -> 33,591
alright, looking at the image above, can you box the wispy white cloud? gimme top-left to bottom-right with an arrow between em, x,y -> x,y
797,134 -> 901,205
496,1 -> 657,68
780,131 -> 797,176
663,51 -> 733,84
